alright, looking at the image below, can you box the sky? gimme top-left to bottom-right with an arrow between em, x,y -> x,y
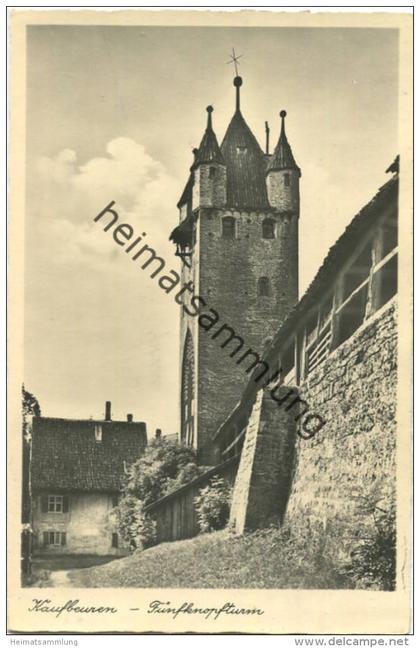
24,24 -> 399,434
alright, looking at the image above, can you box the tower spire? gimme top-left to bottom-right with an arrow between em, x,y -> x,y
266,110 -> 300,173
193,105 -> 224,168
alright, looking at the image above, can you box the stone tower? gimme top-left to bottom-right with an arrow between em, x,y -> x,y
170,76 -> 301,465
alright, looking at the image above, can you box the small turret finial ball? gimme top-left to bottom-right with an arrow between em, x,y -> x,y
234,76 -> 243,87
280,110 -> 287,118
206,105 -> 213,113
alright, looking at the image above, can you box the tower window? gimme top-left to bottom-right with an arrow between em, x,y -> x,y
262,218 -> 275,239
284,173 -> 290,187
258,277 -> 271,297
222,216 -> 236,239
209,167 -> 216,179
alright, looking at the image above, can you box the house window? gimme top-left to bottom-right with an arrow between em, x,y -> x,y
42,494 -> 69,514
112,533 -> 119,548
112,494 -> 119,508
258,277 -> 270,296
94,424 -> 103,443
284,173 -> 290,187
48,495 -> 63,513
222,216 -> 236,239
262,218 -> 275,239
43,531 -> 66,546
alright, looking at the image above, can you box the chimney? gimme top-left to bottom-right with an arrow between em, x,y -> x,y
105,401 -> 112,421
155,429 -> 162,440
127,414 -> 133,423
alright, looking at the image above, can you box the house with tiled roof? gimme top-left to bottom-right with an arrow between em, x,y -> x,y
30,401 -> 147,555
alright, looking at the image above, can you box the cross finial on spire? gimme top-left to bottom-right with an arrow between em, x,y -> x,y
227,47 -> 243,77
227,48 -> 244,112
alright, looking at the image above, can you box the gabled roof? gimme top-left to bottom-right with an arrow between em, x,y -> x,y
267,111 -> 300,173
31,417 -> 147,492
221,110 -> 270,209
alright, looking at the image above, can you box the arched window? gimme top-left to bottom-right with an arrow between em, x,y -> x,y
262,218 -> 275,239
258,277 -> 271,296
222,216 -> 236,239
181,330 -> 195,446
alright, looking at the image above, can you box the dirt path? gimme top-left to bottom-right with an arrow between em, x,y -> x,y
47,570 -> 73,587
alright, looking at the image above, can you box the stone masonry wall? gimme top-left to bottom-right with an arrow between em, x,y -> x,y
228,298 -> 397,539
192,165 -> 227,210
286,298 -> 397,530
230,387 -> 296,533
196,207 -> 299,464
266,169 -> 300,212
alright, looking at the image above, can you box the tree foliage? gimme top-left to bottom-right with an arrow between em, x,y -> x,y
113,437 -> 204,550
110,495 -> 156,550
22,385 -> 41,434
194,476 -> 232,533
124,437 -> 202,506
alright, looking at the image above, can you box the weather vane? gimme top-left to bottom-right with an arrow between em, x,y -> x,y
227,48 -> 243,77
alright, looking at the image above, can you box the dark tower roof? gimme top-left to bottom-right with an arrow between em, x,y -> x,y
220,76 -> 270,209
267,110 -> 300,173
193,106 -> 225,168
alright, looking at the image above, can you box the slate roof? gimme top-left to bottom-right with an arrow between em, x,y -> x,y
31,417 -> 147,492
193,107 -> 225,168
220,110 -> 270,210
177,107 -> 275,211
267,112 -> 300,173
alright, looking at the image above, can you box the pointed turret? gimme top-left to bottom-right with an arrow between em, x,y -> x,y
193,106 -> 225,168
267,110 -> 300,173
266,110 -> 301,213
192,106 -> 226,210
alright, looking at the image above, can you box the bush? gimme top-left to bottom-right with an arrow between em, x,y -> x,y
125,438 -> 200,505
194,477 -> 232,533
110,495 -> 156,551
341,483 -> 396,591
112,438 -> 203,551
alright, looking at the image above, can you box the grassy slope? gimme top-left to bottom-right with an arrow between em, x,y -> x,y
67,528 -> 353,589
